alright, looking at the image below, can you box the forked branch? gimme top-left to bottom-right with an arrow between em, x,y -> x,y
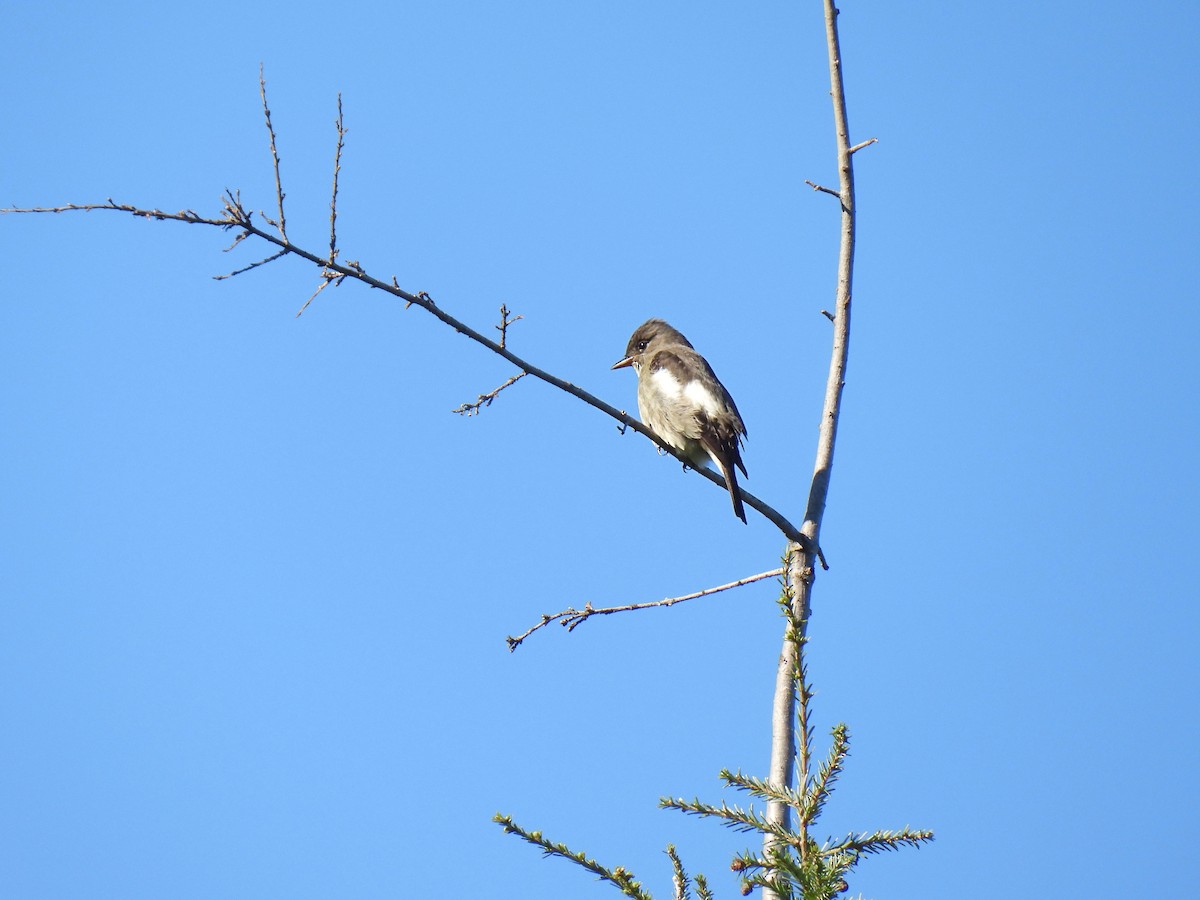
5,173 -> 819,554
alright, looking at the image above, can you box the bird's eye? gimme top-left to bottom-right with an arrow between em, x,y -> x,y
637,340 -> 649,351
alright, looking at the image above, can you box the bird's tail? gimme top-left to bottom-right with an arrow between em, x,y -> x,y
722,464 -> 747,524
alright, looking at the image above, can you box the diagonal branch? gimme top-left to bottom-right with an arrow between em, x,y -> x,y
213,248 -> 288,280
493,815 -> 652,900
505,567 -> 783,651
3,197 -> 818,552
803,179 -> 840,199
296,270 -> 344,317
452,372 -> 528,416
2,68 -> 832,564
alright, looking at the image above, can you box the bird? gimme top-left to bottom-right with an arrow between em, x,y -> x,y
612,318 -> 749,523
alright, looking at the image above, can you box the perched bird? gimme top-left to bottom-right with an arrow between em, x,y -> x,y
612,318 -> 749,523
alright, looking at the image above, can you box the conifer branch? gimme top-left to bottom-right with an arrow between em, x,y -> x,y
659,797 -> 795,844
719,769 -> 806,810
823,826 -> 935,857
806,724 -> 850,825
666,845 -> 691,900
493,815 -> 652,900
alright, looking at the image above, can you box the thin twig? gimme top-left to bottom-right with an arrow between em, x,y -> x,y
452,372 -> 528,415
452,306 -> 529,413
505,567 -> 783,651
213,248 -> 288,280
496,303 -> 523,349
223,230 -> 252,252
329,93 -> 345,264
803,179 -> 841,199
848,137 -> 878,155
2,200 -> 228,224
296,270 -> 342,318
259,65 -> 287,243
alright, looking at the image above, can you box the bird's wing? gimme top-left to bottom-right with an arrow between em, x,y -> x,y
650,348 -> 748,478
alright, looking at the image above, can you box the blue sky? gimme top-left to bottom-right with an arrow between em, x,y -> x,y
3,2 -> 1198,898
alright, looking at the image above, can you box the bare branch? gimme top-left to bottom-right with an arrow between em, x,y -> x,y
3,193 -> 820,552
452,372 -> 528,416
505,567 -> 783,651
328,93 -> 345,264
451,306 -> 531,414
296,270 -> 344,318
222,230 -> 253,253
763,2 -> 867,893
2,200 -> 231,227
2,106 -> 823,558
213,248 -> 287,280
848,137 -> 878,155
803,179 -> 841,199
496,303 -> 523,349
259,65 -> 288,242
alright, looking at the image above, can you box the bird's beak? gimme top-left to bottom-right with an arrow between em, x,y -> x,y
611,356 -> 635,370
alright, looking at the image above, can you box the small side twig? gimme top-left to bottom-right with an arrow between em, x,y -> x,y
496,303 -> 523,349
214,248 -> 287,280
452,372 -> 528,416
328,93 -> 345,264
259,64 -> 287,243
803,179 -> 841,199
848,137 -> 878,155
296,269 -> 345,317
505,567 -> 783,651
453,305 -> 528,413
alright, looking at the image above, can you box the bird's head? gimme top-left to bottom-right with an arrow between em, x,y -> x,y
610,318 -> 693,371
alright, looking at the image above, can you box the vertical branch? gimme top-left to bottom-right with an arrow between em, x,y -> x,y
328,93 -> 345,264
259,65 -> 288,243
762,1 -> 864,895
795,628 -> 815,860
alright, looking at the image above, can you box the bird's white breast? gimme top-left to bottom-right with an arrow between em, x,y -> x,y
639,367 -> 718,468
